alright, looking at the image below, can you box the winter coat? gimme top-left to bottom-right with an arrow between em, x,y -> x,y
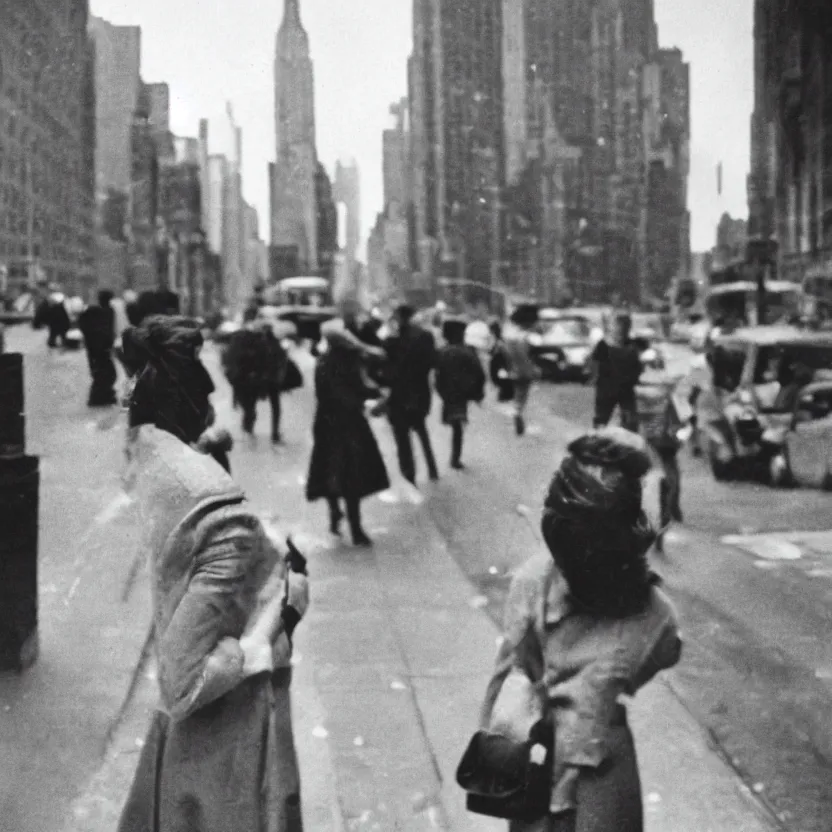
117,425 -> 301,832
78,303 -> 116,353
436,344 -> 486,424
480,553 -> 681,830
306,343 -> 390,502
224,326 -> 288,398
502,325 -> 540,382
383,325 -> 437,420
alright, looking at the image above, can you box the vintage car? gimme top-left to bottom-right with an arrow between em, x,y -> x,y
262,276 -> 337,343
769,380 -> 832,488
528,313 -> 595,381
698,326 -> 832,481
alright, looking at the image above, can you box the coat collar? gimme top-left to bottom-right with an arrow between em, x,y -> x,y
543,560 -> 573,628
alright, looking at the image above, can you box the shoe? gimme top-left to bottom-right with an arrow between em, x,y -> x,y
429,471 -> 440,482
271,433 -> 282,444
514,415 -> 525,436
329,508 -> 343,536
671,504 -> 683,523
451,459 -> 464,470
352,530 -> 372,547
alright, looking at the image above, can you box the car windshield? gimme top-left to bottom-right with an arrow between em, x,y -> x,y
753,344 -> 832,385
541,318 -> 590,340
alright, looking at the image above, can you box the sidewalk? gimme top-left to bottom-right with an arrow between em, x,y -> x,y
53,341 -> 781,831
0,327 -> 150,832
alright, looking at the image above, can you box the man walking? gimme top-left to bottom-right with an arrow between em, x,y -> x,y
383,304 -> 439,485
78,290 -> 118,407
590,311 -> 643,431
223,307 -> 288,442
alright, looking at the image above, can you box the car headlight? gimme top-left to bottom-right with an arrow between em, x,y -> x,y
528,333 -> 543,347
641,348 -> 658,363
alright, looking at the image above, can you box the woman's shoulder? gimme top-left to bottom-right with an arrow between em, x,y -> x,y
509,552 -> 555,598
641,582 -> 679,628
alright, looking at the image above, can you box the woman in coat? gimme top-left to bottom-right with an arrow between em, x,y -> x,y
306,320 -> 390,546
480,428 -> 682,832
116,315 -> 309,832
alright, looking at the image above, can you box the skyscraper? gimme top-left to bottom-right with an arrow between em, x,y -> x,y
272,0 -> 318,273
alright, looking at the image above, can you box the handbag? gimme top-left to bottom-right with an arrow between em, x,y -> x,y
456,669 -> 552,822
281,358 -> 303,392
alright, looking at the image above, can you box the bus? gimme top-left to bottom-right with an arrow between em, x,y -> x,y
261,276 -> 337,342
705,281 -> 802,328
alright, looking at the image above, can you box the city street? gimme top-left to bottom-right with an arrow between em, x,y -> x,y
4,326 -> 831,830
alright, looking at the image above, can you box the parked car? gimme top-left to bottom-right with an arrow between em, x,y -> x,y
528,314 -> 594,381
698,326 -> 832,481
769,380 -> 832,488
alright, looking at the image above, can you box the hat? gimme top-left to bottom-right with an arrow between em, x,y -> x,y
442,317 -> 468,342
395,304 -> 416,322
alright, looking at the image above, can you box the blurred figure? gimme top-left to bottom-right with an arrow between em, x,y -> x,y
36,290 -> 71,348
124,290 -> 142,327
78,290 -> 118,407
306,321 -> 389,545
223,307 -> 288,443
383,304 -> 439,485
502,306 -> 541,436
436,318 -> 486,470
488,319 -> 515,403
590,312 -> 642,432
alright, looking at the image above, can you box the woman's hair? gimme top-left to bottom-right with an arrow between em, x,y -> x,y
442,319 -> 467,344
541,428 -> 658,618
121,315 -> 215,445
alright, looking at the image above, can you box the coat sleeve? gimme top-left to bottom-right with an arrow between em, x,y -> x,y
156,522 -> 258,722
479,569 -> 536,728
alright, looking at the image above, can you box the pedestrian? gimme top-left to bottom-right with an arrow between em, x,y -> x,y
488,319 -> 515,403
383,304 -> 439,485
124,290 -> 142,327
436,317 -> 486,470
35,290 -> 71,348
223,307 -> 288,442
503,305 -> 541,436
116,314 -> 310,832
78,290 -> 119,407
636,372 -> 692,552
590,312 -> 642,432
306,319 -> 390,546
478,428 -> 682,832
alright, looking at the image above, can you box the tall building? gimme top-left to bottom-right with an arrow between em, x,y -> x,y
333,159 -> 361,264
643,47 -> 690,300
145,83 -> 170,133
315,163 -> 338,280
748,0 -> 832,280
410,0 -> 504,304
272,0 -> 318,272
0,2 -> 96,295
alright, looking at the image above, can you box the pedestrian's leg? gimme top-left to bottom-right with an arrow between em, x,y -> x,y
269,387 -> 282,442
238,388 -> 256,434
514,381 -> 530,435
593,390 -> 615,428
102,351 -> 118,404
327,497 -> 343,536
414,418 -> 439,480
345,497 -> 371,546
390,417 -> 416,484
666,449 -> 682,522
451,422 -> 464,469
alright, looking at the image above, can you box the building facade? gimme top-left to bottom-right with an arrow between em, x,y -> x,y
272,0 -> 318,273
315,162 -> 338,280
0,1 -> 96,296
748,1 -> 832,281
333,158 -> 361,266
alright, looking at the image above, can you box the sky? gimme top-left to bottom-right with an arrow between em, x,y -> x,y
89,0 -> 753,256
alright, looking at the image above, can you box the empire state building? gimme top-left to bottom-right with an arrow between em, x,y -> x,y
271,0 -> 318,271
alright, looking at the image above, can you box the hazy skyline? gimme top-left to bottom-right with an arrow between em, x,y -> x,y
90,0 -> 753,257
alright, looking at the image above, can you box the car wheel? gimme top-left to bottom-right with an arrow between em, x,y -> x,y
708,440 -> 734,482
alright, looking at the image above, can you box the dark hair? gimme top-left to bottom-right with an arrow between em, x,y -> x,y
98,290 -> 114,306
442,319 -> 467,344
541,430 -> 658,618
395,304 -> 415,324
122,315 -> 215,445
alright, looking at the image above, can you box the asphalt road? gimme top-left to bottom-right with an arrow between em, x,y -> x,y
425,360 -> 832,832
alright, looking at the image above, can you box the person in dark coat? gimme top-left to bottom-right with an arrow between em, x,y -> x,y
35,292 -> 71,348
78,290 -> 118,407
306,323 -> 389,546
436,318 -> 486,469
590,312 -> 642,431
480,428 -> 681,832
383,304 -> 439,485
223,308 -> 288,442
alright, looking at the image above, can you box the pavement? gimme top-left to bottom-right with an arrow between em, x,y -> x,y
1,329 -> 778,832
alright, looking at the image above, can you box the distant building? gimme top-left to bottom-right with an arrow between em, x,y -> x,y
145,83 -> 170,133
714,213 -> 747,266
315,164 -> 338,281
333,159 -> 361,265
272,0 -> 318,272
643,47 -> 691,301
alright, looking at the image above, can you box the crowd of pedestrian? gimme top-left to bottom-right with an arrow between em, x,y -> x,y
22,287 -> 697,832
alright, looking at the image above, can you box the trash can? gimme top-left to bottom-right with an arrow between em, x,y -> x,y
0,353 -> 40,672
